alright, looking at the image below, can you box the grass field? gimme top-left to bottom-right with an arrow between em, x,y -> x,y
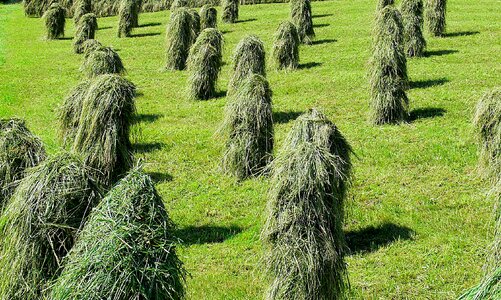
1,0 -> 501,299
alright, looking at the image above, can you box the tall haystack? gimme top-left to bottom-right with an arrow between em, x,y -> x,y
187,28 -> 224,100
200,4 -> 217,30
401,0 -> 426,57
290,0 -> 314,44
71,74 -> 136,187
165,7 -> 192,70
426,0 -> 446,37
369,6 -> 409,124
49,169 -> 187,300
81,46 -> 125,78
43,3 -> 66,40
221,0 -> 238,23
73,0 -> 92,25
262,108 -> 352,300
118,0 -> 139,37
228,35 -> 266,95
0,119 -> 46,208
73,13 -> 98,54
473,88 -> 501,181
272,20 -> 300,70
0,153 -> 100,300
221,74 -> 274,179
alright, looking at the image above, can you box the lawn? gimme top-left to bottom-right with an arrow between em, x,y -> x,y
1,0 -> 500,299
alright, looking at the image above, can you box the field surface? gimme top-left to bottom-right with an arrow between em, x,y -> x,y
1,0 -> 501,299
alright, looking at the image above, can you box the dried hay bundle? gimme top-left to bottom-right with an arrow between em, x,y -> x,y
290,0 -> 314,44
49,169 -> 187,300
426,0 -> 446,37
221,0 -> 238,23
401,0 -> 426,57
73,13 -> 98,54
369,6 -> 409,124
81,46 -> 125,78
187,28 -> 224,100
165,7 -> 192,70
221,74 -> 273,179
262,108 -> 352,300
0,119 -> 46,208
71,74 -> 136,186
43,3 -> 66,40
200,4 -> 217,29
271,20 -> 300,70
228,35 -> 266,95
0,153 -> 100,300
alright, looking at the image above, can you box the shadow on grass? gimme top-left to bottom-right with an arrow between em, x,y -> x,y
346,223 -> 415,255
147,172 -> 173,183
98,26 -> 113,30
444,31 -> 480,38
134,113 -> 163,124
274,111 -> 302,124
313,13 -> 333,18
131,32 -> 162,38
138,22 -> 162,28
176,225 -> 243,245
236,18 -> 257,23
410,78 -> 449,89
311,38 -> 337,45
58,37 -> 73,40
298,62 -> 322,69
133,142 -> 165,153
409,107 -> 446,121
425,49 -> 459,57
313,23 -> 330,28
215,90 -> 227,98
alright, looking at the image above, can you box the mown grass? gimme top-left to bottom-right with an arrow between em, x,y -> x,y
0,0 -> 500,299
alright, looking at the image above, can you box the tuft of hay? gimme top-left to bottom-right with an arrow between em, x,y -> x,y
473,88 -> 501,181
271,20 -> 300,70
0,119 -> 46,208
165,7 -> 193,70
59,80 -> 92,144
426,0 -> 446,37
369,6 -> 409,124
376,0 -> 394,11
221,74 -> 274,179
401,0 -> 426,57
43,3 -> 66,40
48,169 -> 187,300
189,8 -> 201,43
290,0 -> 314,44
187,28 -> 224,100
118,0 -> 139,37
262,108 -> 352,300
71,74 -> 136,187
73,0 -> 92,25
81,46 -> 125,78
228,35 -> 266,95
73,13 -> 98,54
170,0 -> 188,11
0,153 -> 100,300
200,5 -> 217,30
221,0 -> 238,23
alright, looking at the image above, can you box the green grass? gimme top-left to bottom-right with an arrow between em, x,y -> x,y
1,0 -> 500,298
